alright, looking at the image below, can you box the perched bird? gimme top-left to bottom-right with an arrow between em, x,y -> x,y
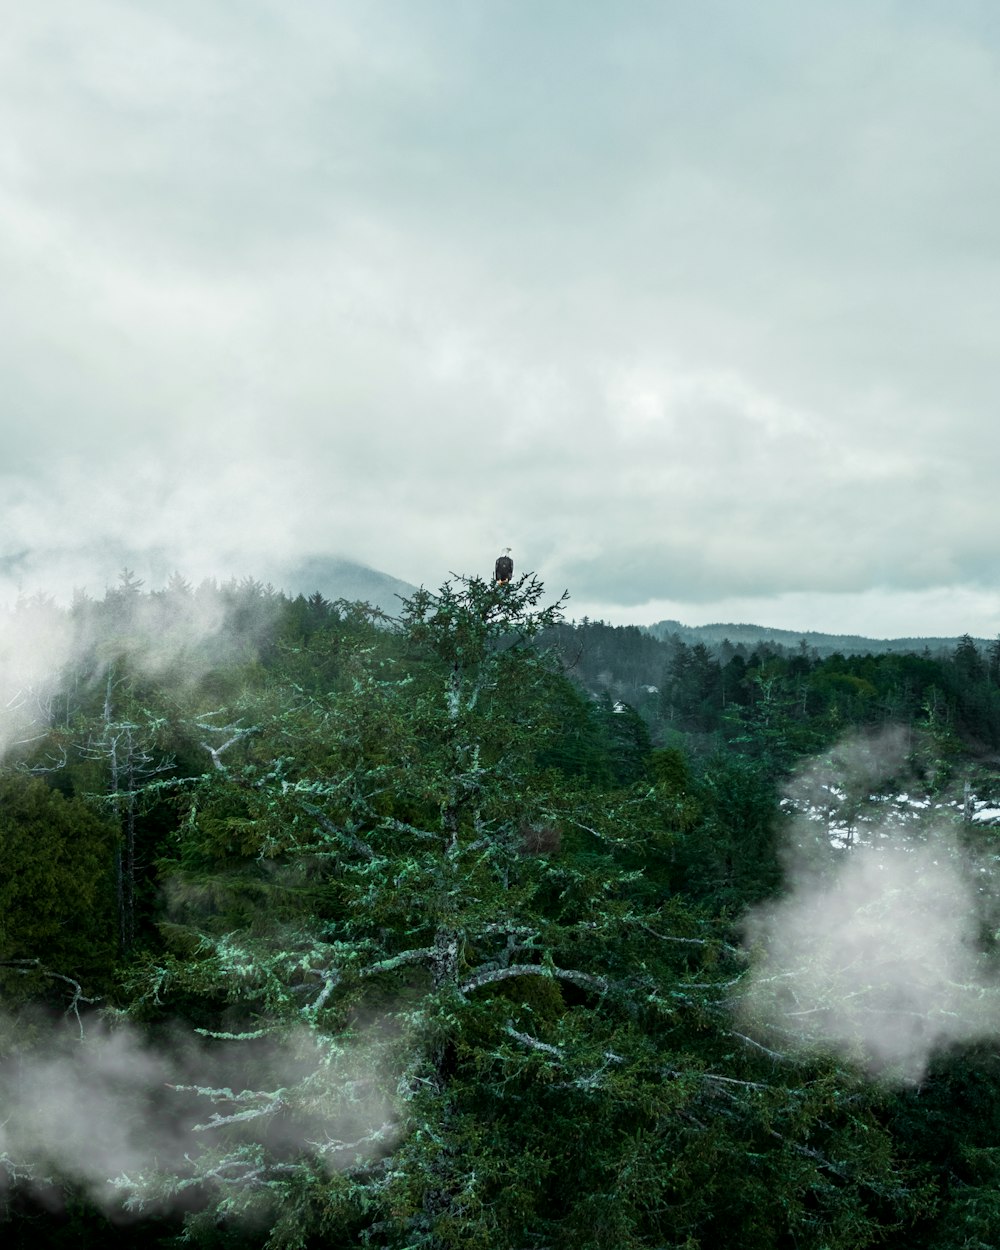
494,547 -> 513,584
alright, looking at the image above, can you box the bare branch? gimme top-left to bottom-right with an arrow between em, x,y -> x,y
18,743 -> 69,774
634,920 -> 747,961
0,959 -> 99,1039
460,963 -> 610,997
312,1120 -> 399,1159
192,1099 -> 286,1132
729,1030 -> 790,1063
504,1023 -> 563,1059
360,948 -> 436,978
701,1072 -> 773,1092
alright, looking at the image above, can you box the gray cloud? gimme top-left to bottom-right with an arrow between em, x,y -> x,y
1,2 -> 998,633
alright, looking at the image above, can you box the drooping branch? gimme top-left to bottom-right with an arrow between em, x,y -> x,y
18,742 -> 69,773
729,1031 -> 790,1063
459,963 -> 610,998
302,970 -> 340,1021
502,1025 -> 627,1095
360,948 -> 437,978
313,1120 -> 399,1161
192,1098 -> 286,1132
504,1024 -> 563,1058
0,959 -> 99,1039
634,919 -> 747,961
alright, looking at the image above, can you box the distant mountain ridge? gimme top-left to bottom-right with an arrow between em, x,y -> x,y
286,562 -> 990,656
285,556 -> 418,617
114,547 -> 986,656
45,552 -> 990,655
644,618 -> 990,657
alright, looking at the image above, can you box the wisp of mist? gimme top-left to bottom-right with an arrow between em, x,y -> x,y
0,1013 -> 400,1217
738,727 -> 1000,1083
0,587 -> 233,758
0,582 -> 399,1218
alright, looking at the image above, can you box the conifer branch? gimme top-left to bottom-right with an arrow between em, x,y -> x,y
459,963 -> 610,997
0,960 -> 98,1038
503,1024 -> 563,1058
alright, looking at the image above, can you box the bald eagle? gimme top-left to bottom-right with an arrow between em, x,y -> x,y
494,548 -> 513,584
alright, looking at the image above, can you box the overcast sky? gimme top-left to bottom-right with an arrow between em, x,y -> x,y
2,1 -> 999,637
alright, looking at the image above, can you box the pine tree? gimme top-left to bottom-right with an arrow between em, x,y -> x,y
111,576 -> 931,1248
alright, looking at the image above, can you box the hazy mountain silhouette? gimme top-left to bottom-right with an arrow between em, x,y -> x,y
645,618 -> 987,657
286,556 -> 418,617
75,550 -> 986,654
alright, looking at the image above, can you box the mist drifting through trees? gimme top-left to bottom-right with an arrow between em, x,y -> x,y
2,571 -> 1000,1246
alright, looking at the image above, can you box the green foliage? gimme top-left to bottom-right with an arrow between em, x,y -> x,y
1,573 -> 997,1246
669,752 -> 782,909
0,773 -> 118,993
105,576 -> 929,1246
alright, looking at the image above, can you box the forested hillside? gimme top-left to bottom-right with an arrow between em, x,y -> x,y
542,617 -> 1000,760
3,571 -> 1000,1248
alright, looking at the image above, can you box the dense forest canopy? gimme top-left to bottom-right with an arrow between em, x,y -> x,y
2,570 -> 1000,1248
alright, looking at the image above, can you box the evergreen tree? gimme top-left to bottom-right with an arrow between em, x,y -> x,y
0,773 -> 118,996
103,576 -> 927,1247
0,574 -> 969,1247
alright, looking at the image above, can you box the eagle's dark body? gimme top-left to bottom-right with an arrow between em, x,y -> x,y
494,552 -> 513,584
